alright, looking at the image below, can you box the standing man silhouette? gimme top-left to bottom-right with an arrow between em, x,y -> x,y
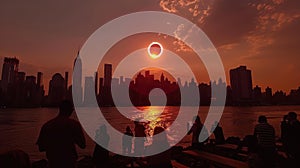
37,100 -> 86,168
253,115 -> 276,167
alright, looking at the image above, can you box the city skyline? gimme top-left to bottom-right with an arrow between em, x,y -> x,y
1,56 -> 300,107
1,56 -> 300,96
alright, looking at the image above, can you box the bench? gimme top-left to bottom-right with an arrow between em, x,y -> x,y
216,144 -> 248,154
183,150 -> 249,168
171,160 -> 189,168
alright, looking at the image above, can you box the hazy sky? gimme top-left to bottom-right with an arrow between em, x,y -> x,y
0,0 -> 300,93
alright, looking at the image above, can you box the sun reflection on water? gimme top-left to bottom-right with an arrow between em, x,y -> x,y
133,106 -> 175,144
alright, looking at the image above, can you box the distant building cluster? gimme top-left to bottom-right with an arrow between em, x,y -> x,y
0,57 -> 69,107
0,57 -> 44,107
227,66 -> 300,106
0,55 -> 300,108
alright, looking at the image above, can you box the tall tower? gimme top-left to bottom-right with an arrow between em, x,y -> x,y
230,66 -> 253,103
84,76 -> 94,106
1,57 -> 19,91
73,51 -> 83,105
104,64 -> 112,87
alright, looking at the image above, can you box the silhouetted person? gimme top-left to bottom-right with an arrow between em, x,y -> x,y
134,120 -> 146,156
0,150 -> 31,168
188,116 -> 208,149
36,100 -> 86,168
146,126 -> 172,168
253,115 -> 276,168
93,125 -> 110,168
122,126 -> 133,155
280,115 -> 288,148
211,121 -> 225,145
285,112 -> 300,167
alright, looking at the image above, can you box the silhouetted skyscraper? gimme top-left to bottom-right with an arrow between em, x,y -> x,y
48,73 -> 65,106
265,87 -> 272,98
104,64 -> 112,87
84,76 -> 94,106
99,77 -> 103,95
26,76 -> 36,84
264,86 -> 273,104
253,85 -> 262,104
16,72 -> 26,83
37,72 -> 43,88
120,76 -> 124,85
161,73 -> 165,83
124,78 -> 131,86
73,53 -> 83,105
230,66 -> 253,104
1,57 -> 19,91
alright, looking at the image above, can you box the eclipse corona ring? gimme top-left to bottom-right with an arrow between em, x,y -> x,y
148,42 -> 163,59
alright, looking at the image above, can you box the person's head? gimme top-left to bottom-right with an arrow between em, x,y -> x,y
59,100 -> 74,117
193,115 -> 201,124
258,115 -> 267,123
283,115 -> 288,121
287,112 -> 297,122
126,126 -> 131,133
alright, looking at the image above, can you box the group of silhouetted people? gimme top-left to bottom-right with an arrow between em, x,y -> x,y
280,112 -> 300,167
186,113 -> 300,168
187,116 -> 225,149
249,112 -> 300,168
34,100 -> 173,168
33,104 -> 226,168
2,99 -> 299,168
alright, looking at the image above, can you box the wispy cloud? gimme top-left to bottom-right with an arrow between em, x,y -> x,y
243,0 -> 300,59
159,0 -> 214,52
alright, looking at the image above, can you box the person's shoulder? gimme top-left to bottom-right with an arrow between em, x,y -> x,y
294,120 -> 300,127
67,118 -> 81,126
254,123 -> 262,129
59,118 -> 81,129
42,117 -> 57,128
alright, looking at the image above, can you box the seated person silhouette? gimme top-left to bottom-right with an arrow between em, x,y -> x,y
146,126 -> 172,168
36,100 -> 86,168
211,121 -> 225,145
93,124 -> 110,168
122,126 -> 133,155
134,120 -> 147,156
188,116 -> 209,148
0,150 -> 31,168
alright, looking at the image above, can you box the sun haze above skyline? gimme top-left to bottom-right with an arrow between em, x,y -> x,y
0,0 -> 300,93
